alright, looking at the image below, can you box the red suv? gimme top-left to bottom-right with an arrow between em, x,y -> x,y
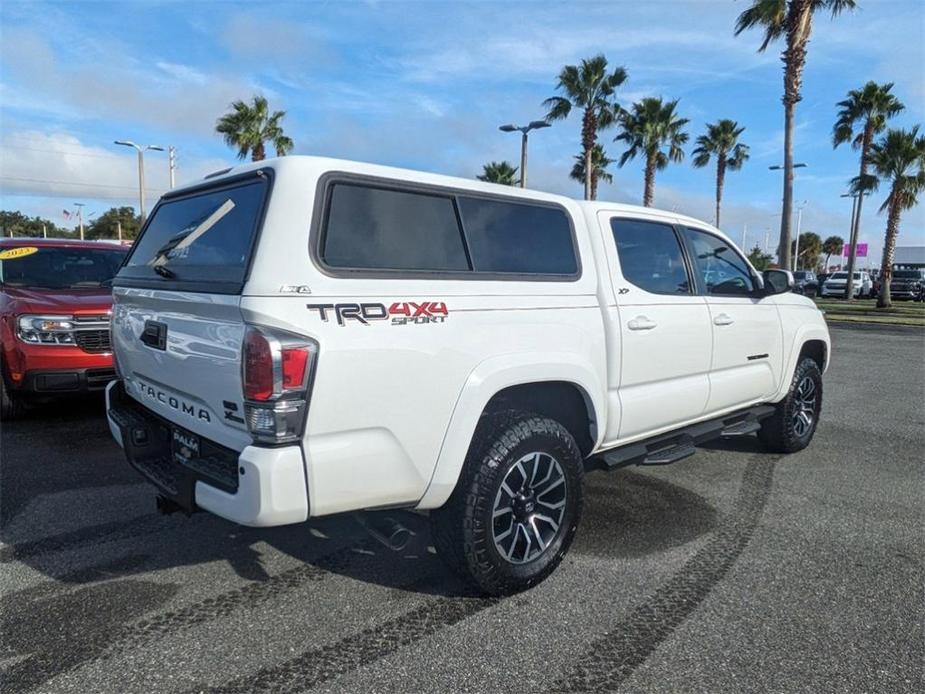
0,239 -> 128,419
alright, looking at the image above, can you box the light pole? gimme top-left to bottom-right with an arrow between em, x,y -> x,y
499,120 -> 550,189
840,190 -> 867,298
114,140 -> 165,221
769,162 -> 807,270
73,202 -> 85,240
793,200 -> 807,269
168,146 -> 177,189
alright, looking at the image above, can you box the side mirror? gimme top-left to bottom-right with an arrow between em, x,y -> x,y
762,269 -> 794,296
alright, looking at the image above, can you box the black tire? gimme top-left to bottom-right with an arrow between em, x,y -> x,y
759,357 -> 823,453
430,411 -> 584,596
0,372 -> 24,421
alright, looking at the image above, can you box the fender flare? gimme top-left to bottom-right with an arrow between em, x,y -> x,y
415,352 -> 605,510
772,323 -> 831,402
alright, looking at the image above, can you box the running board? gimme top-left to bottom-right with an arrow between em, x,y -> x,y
591,404 -> 776,471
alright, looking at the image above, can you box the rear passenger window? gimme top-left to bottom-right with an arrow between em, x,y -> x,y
319,180 -> 579,277
683,227 -> 756,296
321,184 -> 469,271
457,197 -> 577,275
610,218 -> 691,294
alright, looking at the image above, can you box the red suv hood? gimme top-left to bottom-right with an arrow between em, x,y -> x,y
3,286 -> 113,315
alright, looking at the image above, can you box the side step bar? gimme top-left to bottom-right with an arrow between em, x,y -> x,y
591,404 -> 776,471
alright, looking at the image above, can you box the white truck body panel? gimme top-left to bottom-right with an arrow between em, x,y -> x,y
108,155 -> 830,526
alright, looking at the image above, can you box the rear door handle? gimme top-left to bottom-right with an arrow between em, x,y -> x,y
714,313 -> 735,326
628,316 -> 657,331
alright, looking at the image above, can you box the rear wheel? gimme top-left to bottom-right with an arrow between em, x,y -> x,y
431,412 -> 584,595
759,358 -> 823,453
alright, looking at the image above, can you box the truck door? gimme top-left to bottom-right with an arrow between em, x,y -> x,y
681,226 -> 783,412
601,214 -> 712,442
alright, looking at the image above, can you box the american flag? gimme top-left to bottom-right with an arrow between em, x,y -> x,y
63,209 -> 71,220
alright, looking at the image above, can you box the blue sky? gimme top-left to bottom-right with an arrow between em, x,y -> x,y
1,0 -> 923,264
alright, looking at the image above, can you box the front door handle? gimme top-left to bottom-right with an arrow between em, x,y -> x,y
628,316 -> 657,331
714,313 -> 735,326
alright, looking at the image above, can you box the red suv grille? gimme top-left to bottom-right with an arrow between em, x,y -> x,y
74,329 -> 111,353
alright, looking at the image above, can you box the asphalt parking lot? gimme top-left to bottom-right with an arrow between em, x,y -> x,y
2,326 -> 923,693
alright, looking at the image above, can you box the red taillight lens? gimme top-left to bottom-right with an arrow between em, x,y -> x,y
243,329 -> 274,401
281,347 -> 310,390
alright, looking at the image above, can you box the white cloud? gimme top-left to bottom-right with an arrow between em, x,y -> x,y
0,130 -> 228,203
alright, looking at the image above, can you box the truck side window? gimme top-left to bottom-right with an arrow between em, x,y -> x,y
457,197 -> 577,275
683,227 -> 756,296
610,218 -> 691,295
322,184 -> 469,271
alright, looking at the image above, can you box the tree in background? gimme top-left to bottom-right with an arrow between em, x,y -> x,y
86,207 -> 142,241
0,211 -> 64,238
615,97 -> 689,207
735,0 -> 857,269
477,161 -> 519,186
748,245 -> 775,271
691,119 -> 750,228
833,81 -> 905,299
790,231 -> 822,270
216,95 -> 294,162
867,126 -> 925,308
569,144 -> 614,200
821,235 -> 844,270
544,55 -> 627,200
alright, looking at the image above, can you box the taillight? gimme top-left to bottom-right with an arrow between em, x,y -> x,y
243,329 -> 274,401
241,325 -> 318,445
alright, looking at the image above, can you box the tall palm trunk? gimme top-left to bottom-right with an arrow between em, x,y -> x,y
643,153 -> 656,207
779,0 -> 812,269
715,156 -> 726,227
252,141 -> 266,162
877,187 -> 902,308
591,172 -> 599,201
581,109 -> 596,201
844,122 -> 873,299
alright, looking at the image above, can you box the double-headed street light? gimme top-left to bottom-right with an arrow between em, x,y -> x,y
114,140 -> 165,222
769,163 -> 807,270
499,120 -> 550,188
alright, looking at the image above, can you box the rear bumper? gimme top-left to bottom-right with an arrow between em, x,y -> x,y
106,381 -> 309,527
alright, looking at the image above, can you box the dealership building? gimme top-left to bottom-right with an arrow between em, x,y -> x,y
894,246 -> 925,269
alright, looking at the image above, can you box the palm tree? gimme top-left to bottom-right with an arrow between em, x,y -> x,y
215,95 -> 294,162
867,126 -> 925,308
735,0 -> 857,269
821,235 -> 844,270
833,81 -> 905,299
569,144 -> 614,200
543,55 -> 627,200
691,120 -> 749,228
615,97 -> 689,207
790,231 -> 822,270
477,161 -> 519,186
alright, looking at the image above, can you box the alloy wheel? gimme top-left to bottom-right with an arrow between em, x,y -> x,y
491,452 -> 567,564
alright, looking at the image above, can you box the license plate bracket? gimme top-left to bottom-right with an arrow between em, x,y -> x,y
171,427 -> 201,466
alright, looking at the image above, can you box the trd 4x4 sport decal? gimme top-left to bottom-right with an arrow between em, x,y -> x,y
306,301 -> 448,326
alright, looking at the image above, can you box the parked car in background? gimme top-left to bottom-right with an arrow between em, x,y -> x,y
889,269 -> 925,301
0,239 -> 127,418
792,271 -> 819,298
821,271 -> 872,298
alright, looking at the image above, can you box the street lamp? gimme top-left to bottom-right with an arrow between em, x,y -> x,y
793,200 -> 808,270
840,190 -> 869,298
498,120 -> 550,188
114,140 -> 165,221
769,163 -> 807,270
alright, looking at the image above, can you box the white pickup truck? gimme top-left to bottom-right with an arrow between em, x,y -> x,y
106,156 -> 830,594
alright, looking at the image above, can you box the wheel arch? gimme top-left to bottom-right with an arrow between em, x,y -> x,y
416,353 -> 604,510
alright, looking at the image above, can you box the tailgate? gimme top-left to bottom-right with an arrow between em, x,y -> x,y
112,287 -> 251,450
